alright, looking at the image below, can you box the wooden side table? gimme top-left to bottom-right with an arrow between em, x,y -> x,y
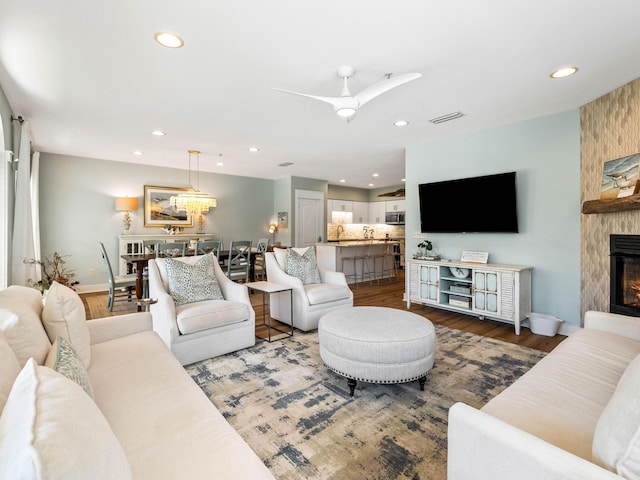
245,281 -> 293,342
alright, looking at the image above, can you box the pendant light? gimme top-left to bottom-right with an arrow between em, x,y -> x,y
170,150 -> 217,215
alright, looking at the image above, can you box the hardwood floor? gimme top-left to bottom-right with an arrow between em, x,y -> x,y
81,269 -> 566,353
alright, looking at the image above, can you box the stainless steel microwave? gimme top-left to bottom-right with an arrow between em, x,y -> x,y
385,211 -> 405,225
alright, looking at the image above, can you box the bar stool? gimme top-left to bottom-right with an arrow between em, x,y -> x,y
379,242 -> 398,283
366,242 -> 385,285
342,244 -> 373,289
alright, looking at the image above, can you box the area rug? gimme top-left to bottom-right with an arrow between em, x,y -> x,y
186,325 -> 546,479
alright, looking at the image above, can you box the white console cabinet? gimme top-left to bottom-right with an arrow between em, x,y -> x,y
406,259 -> 532,334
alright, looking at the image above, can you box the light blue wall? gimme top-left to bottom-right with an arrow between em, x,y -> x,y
405,110 -> 581,326
39,153 -> 274,287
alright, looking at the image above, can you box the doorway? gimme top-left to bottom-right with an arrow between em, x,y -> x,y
295,189 -> 325,247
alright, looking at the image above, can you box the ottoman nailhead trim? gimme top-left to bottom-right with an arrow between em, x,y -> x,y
326,365 -> 429,384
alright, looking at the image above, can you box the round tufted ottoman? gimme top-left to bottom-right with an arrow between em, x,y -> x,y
318,306 -> 436,396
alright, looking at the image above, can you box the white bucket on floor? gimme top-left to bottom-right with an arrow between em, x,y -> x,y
527,313 -> 562,337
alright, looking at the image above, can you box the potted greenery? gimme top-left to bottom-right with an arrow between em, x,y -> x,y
418,240 -> 433,258
23,252 -> 79,292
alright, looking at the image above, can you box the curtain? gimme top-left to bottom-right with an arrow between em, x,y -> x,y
11,121 -> 38,286
0,113 -> 6,289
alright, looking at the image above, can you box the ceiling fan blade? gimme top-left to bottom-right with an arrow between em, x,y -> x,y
272,87 -> 341,108
354,72 -> 422,107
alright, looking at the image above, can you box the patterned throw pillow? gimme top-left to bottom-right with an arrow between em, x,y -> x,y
286,247 -> 322,285
45,336 -> 94,398
165,253 -> 224,306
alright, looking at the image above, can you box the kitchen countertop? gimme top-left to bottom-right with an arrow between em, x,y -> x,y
318,240 -> 400,247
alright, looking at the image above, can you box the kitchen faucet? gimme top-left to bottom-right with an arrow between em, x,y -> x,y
337,225 -> 344,239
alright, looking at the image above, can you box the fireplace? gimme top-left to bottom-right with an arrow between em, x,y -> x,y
610,234 -> 640,317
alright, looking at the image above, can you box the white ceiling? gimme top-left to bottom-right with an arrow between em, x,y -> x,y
1,1 -> 640,189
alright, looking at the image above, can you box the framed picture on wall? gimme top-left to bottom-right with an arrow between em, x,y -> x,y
600,153 -> 640,200
277,211 -> 288,229
143,185 -> 193,227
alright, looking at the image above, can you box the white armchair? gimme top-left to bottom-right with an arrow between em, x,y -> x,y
265,249 -> 353,331
148,254 -> 255,365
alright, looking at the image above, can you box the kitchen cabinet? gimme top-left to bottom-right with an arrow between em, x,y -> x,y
329,199 -> 353,212
368,202 -> 386,224
352,201 -> 368,223
386,199 -> 406,212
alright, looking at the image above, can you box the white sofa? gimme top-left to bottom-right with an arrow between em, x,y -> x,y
448,310 -> 640,480
0,283 -> 274,479
265,248 -> 353,331
148,254 -> 256,365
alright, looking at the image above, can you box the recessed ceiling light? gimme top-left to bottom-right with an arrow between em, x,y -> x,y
249,147 -> 259,152
151,130 -> 165,136
133,150 -> 144,156
339,179 -> 346,183
550,66 -> 578,79
394,120 -> 409,127
401,178 -> 406,182
154,32 -> 184,49
216,162 -> 224,167
368,183 -> 374,187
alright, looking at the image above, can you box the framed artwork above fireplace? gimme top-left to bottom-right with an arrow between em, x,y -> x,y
600,153 -> 640,200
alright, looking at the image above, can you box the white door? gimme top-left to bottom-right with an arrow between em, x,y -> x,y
295,189 -> 325,247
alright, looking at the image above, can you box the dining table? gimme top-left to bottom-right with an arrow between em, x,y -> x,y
120,250 -> 258,304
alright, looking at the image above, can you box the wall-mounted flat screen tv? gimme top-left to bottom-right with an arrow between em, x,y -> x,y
419,171 -> 518,233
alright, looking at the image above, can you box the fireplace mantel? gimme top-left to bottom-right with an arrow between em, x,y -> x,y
582,194 -> 640,214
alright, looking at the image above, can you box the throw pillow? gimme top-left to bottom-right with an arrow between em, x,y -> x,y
42,281 -> 91,368
45,336 -> 94,398
0,359 -> 132,479
0,331 -> 20,413
0,285 -> 51,366
165,253 -> 224,306
593,353 -> 640,477
286,247 -> 322,285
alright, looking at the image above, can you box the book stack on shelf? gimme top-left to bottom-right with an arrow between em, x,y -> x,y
449,294 -> 471,309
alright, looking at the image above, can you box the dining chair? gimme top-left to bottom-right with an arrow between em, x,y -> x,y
142,240 -> 161,256
194,239 -> 222,257
253,238 -> 269,281
226,240 -> 252,283
98,242 -> 137,311
157,242 -> 186,258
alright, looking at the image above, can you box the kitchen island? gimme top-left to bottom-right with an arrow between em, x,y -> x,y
316,241 -> 400,284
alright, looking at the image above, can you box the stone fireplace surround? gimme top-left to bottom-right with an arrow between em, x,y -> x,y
581,78 -> 640,320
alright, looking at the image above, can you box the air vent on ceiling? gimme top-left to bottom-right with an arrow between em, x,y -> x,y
429,111 -> 465,124
278,162 -> 294,167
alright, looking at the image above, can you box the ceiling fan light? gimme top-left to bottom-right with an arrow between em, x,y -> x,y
336,107 -> 356,118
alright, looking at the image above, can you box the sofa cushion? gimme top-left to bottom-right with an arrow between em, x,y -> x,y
0,332 -> 20,413
165,253 -> 224,306
0,285 -> 50,366
481,327 -> 640,461
593,353 -> 640,477
176,300 -> 250,335
88,331 -> 275,479
286,247 -> 321,285
42,281 -> 91,367
0,358 -> 131,479
305,283 -> 351,305
45,336 -> 94,398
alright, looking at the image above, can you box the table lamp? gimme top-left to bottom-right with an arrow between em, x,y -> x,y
269,223 -> 277,244
115,196 -> 139,233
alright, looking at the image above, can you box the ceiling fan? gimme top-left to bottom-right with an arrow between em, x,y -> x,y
273,65 -> 422,119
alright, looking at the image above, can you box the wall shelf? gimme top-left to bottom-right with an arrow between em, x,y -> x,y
582,195 -> 640,214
